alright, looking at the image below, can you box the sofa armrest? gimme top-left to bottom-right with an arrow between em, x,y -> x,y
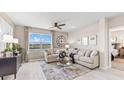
90,55 -> 99,67
44,51 -> 48,62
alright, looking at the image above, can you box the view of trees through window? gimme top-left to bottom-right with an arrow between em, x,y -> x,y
29,32 -> 52,49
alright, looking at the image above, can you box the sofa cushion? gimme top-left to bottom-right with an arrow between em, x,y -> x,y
48,54 -> 58,58
85,50 -> 92,57
77,50 -> 83,56
90,50 -> 98,57
68,48 -> 74,54
72,49 -> 79,54
81,49 -> 86,56
74,55 -> 79,61
79,56 -> 94,64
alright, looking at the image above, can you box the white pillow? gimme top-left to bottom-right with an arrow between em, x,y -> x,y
55,50 -> 60,54
90,50 -> 98,57
68,48 -> 74,53
82,50 -> 86,56
85,50 -> 92,57
78,51 -> 83,56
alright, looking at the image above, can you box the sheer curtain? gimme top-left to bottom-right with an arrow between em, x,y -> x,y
24,27 -> 29,62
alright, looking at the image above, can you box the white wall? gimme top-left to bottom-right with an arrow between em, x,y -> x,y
98,18 -> 109,69
0,13 -> 15,52
0,12 -> 15,28
68,18 -> 109,69
68,22 -> 99,50
111,30 -> 124,43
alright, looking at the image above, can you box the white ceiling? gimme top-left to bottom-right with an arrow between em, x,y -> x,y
6,12 -> 123,32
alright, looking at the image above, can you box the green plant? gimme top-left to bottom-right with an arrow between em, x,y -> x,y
4,43 -> 22,54
12,43 -> 22,54
4,43 -> 13,52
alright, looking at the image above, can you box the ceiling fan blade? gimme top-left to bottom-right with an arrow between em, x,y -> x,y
57,26 -> 62,29
58,24 -> 66,26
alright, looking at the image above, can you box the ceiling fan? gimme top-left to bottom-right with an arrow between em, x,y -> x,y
49,22 -> 66,30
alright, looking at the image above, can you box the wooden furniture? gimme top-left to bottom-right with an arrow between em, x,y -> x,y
119,48 -> 124,57
0,54 -> 22,80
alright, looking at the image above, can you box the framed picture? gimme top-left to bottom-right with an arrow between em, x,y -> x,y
82,36 -> 88,45
89,35 -> 97,45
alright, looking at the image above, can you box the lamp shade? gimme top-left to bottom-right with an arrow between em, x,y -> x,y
3,34 -> 13,43
13,38 -> 19,43
65,44 -> 70,48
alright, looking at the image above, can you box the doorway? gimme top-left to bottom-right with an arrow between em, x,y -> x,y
110,27 -> 124,71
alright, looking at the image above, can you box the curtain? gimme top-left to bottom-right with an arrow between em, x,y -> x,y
24,27 -> 29,62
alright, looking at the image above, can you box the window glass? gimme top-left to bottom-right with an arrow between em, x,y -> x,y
29,32 -> 52,49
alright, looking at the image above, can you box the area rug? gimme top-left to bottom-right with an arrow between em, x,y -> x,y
40,62 -> 91,80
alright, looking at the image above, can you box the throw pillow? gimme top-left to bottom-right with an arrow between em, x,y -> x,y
72,48 -> 79,54
85,50 -> 92,57
78,50 -> 83,56
55,50 -> 60,54
82,49 -> 86,56
90,50 -> 98,57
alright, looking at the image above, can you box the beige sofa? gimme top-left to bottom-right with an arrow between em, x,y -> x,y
74,49 -> 99,69
44,49 -> 65,63
44,52 -> 58,63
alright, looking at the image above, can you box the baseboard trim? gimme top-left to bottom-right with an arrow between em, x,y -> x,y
99,66 -> 109,70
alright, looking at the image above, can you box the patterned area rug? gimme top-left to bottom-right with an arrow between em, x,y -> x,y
41,62 -> 91,80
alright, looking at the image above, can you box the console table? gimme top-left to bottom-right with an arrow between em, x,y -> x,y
0,54 -> 22,80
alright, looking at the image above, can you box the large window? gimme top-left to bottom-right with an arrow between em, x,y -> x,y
29,32 -> 52,49
0,17 -> 13,51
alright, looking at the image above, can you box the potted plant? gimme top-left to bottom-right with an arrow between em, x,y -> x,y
4,43 -> 13,57
12,43 -> 22,56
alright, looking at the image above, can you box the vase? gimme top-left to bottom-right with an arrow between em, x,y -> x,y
6,52 -> 13,57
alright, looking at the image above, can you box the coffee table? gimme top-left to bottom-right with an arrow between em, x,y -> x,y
57,61 -> 72,67
57,56 -> 73,67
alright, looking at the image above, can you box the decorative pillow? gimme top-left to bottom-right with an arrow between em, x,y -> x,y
71,48 -> 79,54
90,50 -> 97,57
85,50 -> 92,57
82,50 -> 86,56
78,50 -> 83,56
68,48 -> 74,54
55,50 -> 60,54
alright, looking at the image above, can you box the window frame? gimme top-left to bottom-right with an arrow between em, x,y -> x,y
28,32 -> 52,50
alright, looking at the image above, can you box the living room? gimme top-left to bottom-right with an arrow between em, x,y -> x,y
1,12 -> 124,80
1,0 -> 124,93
